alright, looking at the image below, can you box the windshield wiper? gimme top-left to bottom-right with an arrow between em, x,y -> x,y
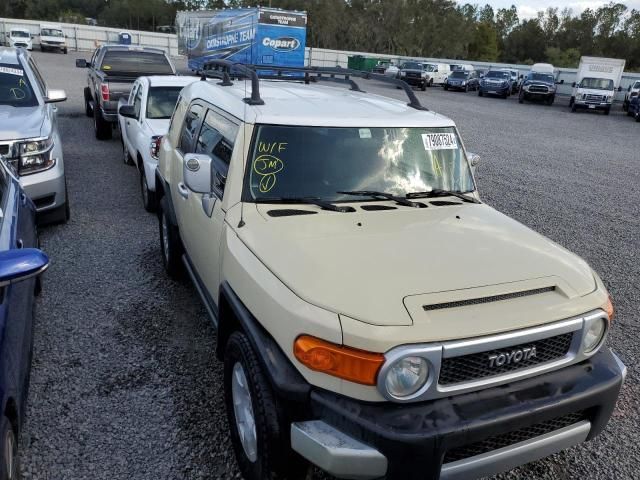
406,189 -> 480,204
256,196 -> 354,213
338,190 -> 422,208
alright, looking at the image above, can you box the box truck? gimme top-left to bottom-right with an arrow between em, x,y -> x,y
176,7 -> 307,73
570,56 -> 625,115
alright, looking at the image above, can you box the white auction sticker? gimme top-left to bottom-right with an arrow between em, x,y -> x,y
359,128 -> 372,139
422,133 -> 458,150
0,66 -> 24,77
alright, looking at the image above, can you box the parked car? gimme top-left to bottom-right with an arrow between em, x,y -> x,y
39,24 -> 67,54
0,154 -> 49,480
519,64 -> 560,105
478,69 -> 512,98
397,61 -> 428,90
118,75 -> 199,212
422,63 -> 449,86
0,47 -> 69,224
383,64 -> 399,77
5,28 -> 33,50
372,61 -> 392,74
628,95 -> 640,122
76,45 -> 176,140
444,70 -> 479,91
501,69 -> 520,93
623,80 -> 640,112
155,62 -> 625,480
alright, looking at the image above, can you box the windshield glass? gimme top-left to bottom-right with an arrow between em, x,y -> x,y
632,81 -> 640,89
41,29 -> 63,37
486,71 -> 509,79
0,64 -> 38,107
529,73 -> 554,83
401,62 -> 422,70
245,126 -> 475,202
423,64 -> 436,72
146,86 -> 182,119
580,78 -> 614,90
450,71 -> 468,79
11,31 -> 30,38
101,51 -> 173,75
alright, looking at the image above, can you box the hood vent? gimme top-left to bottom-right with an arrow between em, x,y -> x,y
361,205 -> 397,211
267,209 -> 317,217
430,200 -> 462,206
422,286 -> 555,311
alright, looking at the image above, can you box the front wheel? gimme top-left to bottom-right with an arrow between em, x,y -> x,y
604,107 -> 610,116
547,96 -> 555,106
63,48 -> 68,54
84,87 -> 93,117
518,92 -> 524,104
94,106 -> 112,140
224,332 -> 309,480
141,172 -> 158,213
478,90 -> 483,97
444,85 -> 449,91
0,416 -> 19,480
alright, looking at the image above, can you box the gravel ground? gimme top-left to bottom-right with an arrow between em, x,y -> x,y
18,51 -> 640,480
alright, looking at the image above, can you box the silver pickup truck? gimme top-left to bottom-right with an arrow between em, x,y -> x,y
76,45 -> 176,140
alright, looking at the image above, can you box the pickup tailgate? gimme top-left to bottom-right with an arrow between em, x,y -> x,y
101,77 -> 136,116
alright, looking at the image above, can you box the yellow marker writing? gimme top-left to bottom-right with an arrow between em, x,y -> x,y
258,141 -> 288,154
253,155 -> 284,193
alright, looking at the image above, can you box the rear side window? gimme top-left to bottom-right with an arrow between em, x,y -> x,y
0,63 -> 38,107
101,51 -> 173,75
179,104 -> 204,153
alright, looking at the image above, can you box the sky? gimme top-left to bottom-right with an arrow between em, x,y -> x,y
469,0 -> 640,19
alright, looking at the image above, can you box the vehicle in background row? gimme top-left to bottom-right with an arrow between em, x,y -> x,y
628,95 -> 640,122
118,75 -> 199,212
450,63 -> 473,72
502,69 -> 520,93
384,64 -> 399,77
397,61 -> 428,90
478,69 -> 511,99
422,63 -> 449,86
519,64 -> 561,106
5,28 -> 33,50
372,61 -> 393,74
0,47 -> 69,224
0,155 -> 49,480
156,62 -> 625,480
570,56 -> 625,115
444,70 -> 479,92
623,80 -> 640,112
76,45 -> 176,140
39,24 -> 67,54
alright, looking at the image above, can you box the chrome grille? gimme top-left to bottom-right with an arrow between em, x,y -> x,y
439,332 -> 573,385
585,94 -> 605,102
529,85 -> 549,93
443,411 -> 587,463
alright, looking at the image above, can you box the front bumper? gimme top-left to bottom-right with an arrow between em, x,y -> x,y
19,159 -> 66,212
292,348 -> 625,480
480,85 -> 509,95
574,101 -> 611,111
401,76 -> 426,87
40,42 -> 66,51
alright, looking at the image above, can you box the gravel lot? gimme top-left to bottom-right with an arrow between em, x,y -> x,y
19,50 -> 640,480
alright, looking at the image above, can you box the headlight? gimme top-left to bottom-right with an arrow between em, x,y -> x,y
384,356 -> 429,398
606,95 -> 613,102
582,318 -> 607,353
17,137 -> 56,175
461,81 -> 466,86
400,71 -> 406,77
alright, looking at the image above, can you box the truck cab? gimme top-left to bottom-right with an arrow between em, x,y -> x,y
39,24 -> 67,54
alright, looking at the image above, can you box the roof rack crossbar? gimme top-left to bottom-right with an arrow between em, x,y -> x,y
258,73 -> 365,92
202,60 -> 264,105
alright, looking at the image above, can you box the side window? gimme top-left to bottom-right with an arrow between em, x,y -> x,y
27,58 -> 47,97
179,103 -> 204,154
195,109 -> 239,197
133,88 -> 143,119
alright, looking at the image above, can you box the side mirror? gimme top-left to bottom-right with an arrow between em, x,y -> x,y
559,79 -> 564,84
617,86 -> 622,92
0,248 -> 49,286
183,153 -> 212,194
468,153 -> 480,170
75,59 -> 88,68
44,89 -> 67,103
118,104 -> 136,119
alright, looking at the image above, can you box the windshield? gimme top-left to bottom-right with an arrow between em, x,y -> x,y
146,86 -> 182,119
401,62 -> 422,70
245,126 -> 475,202
632,81 -> 640,89
486,71 -> 509,79
41,29 -> 63,37
529,73 -> 554,83
423,64 -> 436,72
580,77 -> 614,90
11,31 -> 30,38
101,51 -> 173,75
0,64 -> 38,107
450,71 -> 468,79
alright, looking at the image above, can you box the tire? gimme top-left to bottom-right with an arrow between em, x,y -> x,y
121,139 -> 133,165
429,79 -> 433,87
569,97 -> 575,107
478,90 -> 483,97
158,198 -> 183,278
635,112 -> 640,122
444,85 -> 449,91
547,96 -> 555,106
420,82 -> 426,91
0,416 -> 19,480
518,92 -> 524,104
141,171 -> 158,213
604,107 -> 610,116
84,87 -> 93,117
464,84 -> 469,93
623,101 -> 628,112
224,331 -> 309,480
94,104 -> 112,140
502,92 -> 508,99
571,103 -> 577,112
63,48 -> 68,54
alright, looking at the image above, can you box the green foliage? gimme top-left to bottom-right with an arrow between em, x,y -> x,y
3,0 -> 640,68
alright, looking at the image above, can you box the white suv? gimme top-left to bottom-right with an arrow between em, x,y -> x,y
155,62 -> 624,480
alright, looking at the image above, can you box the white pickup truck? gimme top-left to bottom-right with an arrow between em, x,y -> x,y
118,75 -> 198,211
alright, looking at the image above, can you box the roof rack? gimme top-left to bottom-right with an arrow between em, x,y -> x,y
200,61 -> 428,111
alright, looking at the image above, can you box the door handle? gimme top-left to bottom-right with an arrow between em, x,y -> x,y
177,182 -> 189,199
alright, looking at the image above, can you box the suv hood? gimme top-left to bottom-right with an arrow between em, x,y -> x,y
0,106 -> 47,142
238,203 -> 596,327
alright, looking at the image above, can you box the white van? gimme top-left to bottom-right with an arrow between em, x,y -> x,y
39,24 -> 67,54
450,63 -> 474,72
421,63 -> 449,86
570,56 -> 625,115
7,28 -> 33,50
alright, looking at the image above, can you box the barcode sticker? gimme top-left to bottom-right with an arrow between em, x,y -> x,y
0,66 -> 24,77
421,133 -> 458,150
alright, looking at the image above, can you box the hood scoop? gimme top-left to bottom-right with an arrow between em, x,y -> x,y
422,286 -> 556,311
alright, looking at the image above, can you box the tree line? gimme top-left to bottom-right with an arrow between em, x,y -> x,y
2,0 -> 640,70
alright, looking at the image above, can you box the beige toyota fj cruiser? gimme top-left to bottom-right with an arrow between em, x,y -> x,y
155,62 -> 625,480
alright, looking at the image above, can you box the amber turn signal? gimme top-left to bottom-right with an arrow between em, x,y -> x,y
604,296 -> 614,321
294,335 -> 384,385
